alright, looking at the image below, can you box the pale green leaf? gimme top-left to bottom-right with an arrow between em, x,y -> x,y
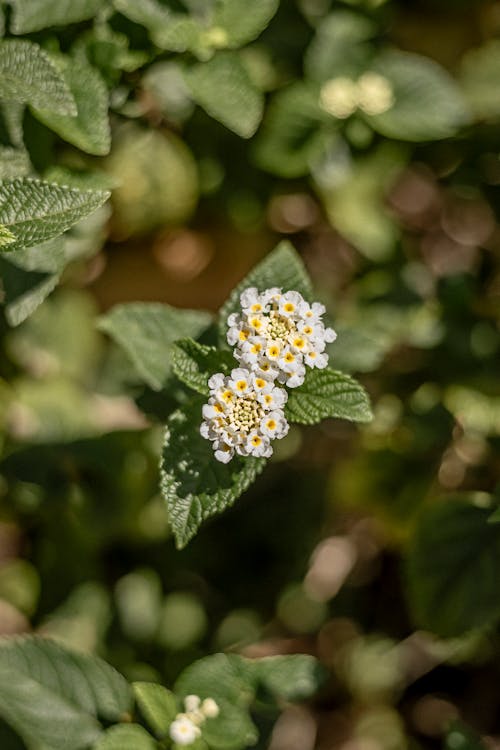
33,56 -> 110,156
184,52 -> 264,138
94,724 -> 156,750
254,81 -> 332,178
254,655 -> 325,701
285,368 -> 372,425
132,682 -> 178,738
160,398 -> 265,548
367,51 -> 470,141
172,339 -> 236,396
305,10 -> 377,81
0,100 -> 24,147
0,178 -> 110,253
0,40 -> 76,115
213,0 -> 279,48
0,237 -> 65,326
112,0 -> 171,31
10,0 -> 103,34
98,303 -> 212,391
218,240 -> 313,343
152,15 -> 205,55
0,636 -> 132,749
0,146 -> 31,179
406,497 -> 500,637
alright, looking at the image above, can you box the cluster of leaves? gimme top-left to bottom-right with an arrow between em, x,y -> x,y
0,635 -> 323,749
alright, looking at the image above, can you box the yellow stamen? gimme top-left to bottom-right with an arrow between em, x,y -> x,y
266,419 -> 276,430
236,380 -> 247,391
255,378 -> 266,389
284,303 -> 295,313
239,329 -> 249,341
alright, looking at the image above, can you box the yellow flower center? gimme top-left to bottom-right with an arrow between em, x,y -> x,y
251,303 -> 262,312
236,380 -> 247,391
251,435 -> 262,446
239,329 -> 249,341
285,353 -> 295,363
255,378 -> 266,389
293,338 -> 306,349
284,302 -> 295,313
266,419 -> 276,430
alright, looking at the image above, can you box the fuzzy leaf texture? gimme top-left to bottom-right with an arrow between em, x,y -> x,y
212,0 -> 279,48
33,55 -> 111,155
184,52 -> 264,138
218,240 -> 313,342
160,398 -> 265,548
98,303 -> 212,391
0,178 -> 110,254
0,636 -> 132,749
0,39 -> 76,115
406,496 -> 500,637
285,368 -> 373,425
172,338 -> 236,396
10,0 -> 103,33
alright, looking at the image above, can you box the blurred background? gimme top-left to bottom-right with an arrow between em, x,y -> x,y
1,0 -> 500,748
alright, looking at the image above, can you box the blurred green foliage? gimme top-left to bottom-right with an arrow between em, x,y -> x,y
0,0 -> 500,748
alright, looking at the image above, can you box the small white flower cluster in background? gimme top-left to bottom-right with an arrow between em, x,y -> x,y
319,72 -> 395,119
169,694 -> 220,746
200,287 -> 336,463
227,287 -> 336,389
200,368 -> 289,463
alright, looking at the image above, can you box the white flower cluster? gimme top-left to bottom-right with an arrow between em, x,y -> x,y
200,368 -> 289,463
200,287 -> 336,463
319,72 -> 395,119
227,287 -> 336,389
169,694 -> 219,746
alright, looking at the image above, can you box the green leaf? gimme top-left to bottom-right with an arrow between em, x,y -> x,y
94,724 -> 157,750
0,40 -> 76,116
0,237 -> 65,326
254,82 -> 332,178
160,398 -> 265,548
112,0 -> 171,33
445,721 -> 487,750
98,303 -> 212,391
172,339 -> 236,396
184,52 -> 264,138
10,0 -> 103,33
254,655 -> 325,701
0,636 -> 132,749
212,0 -> 279,48
0,146 -> 31,179
305,11 -> 377,81
406,497 -> 500,637
367,51 -> 469,141
132,682 -> 177,738
0,178 -> 110,253
0,101 -> 24,147
33,55 -> 110,156
218,240 -> 313,342
175,654 -> 258,750
285,368 -> 372,425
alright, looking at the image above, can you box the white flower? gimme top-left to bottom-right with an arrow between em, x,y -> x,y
319,77 -> 358,118
170,714 -> 201,746
201,697 -> 220,718
357,72 -> 394,115
227,288 -> 336,388
200,367 -> 289,462
184,695 -> 201,713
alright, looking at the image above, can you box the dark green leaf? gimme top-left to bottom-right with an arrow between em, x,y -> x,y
172,339 -> 236,396
407,497 -> 500,637
33,56 -> 110,156
255,655 -> 325,701
160,398 -> 265,548
0,178 -> 110,253
0,636 -> 132,749
0,40 -> 76,115
98,303 -> 212,391
285,368 -> 372,425
218,240 -> 313,343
